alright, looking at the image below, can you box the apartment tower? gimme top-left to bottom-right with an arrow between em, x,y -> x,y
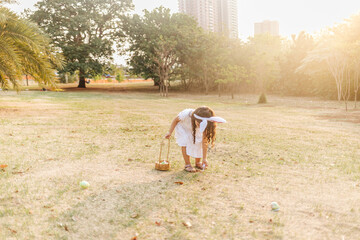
254,20 -> 279,36
179,0 -> 238,38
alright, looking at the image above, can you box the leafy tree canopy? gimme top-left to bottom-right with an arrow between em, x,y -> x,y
30,0 -> 133,87
123,7 -> 200,96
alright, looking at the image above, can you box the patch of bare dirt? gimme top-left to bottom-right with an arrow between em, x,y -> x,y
317,110 -> 360,124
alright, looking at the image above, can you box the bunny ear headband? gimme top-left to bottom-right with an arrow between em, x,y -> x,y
194,114 -> 227,132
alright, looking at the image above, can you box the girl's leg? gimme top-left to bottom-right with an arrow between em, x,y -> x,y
195,158 -> 201,166
182,147 -> 191,165
182,147 -> 195,172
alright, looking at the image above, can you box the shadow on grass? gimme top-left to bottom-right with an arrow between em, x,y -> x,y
51,169 -> 205,239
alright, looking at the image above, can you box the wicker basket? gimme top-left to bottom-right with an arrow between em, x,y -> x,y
155,139 -> 171,171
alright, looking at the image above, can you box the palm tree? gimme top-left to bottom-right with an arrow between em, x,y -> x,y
0,3 -> 61,90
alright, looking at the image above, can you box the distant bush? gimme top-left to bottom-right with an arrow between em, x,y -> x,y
116,72 -> 124,82
258,93 -> 267,104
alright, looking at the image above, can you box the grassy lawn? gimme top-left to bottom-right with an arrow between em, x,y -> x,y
1,83 -> 360,239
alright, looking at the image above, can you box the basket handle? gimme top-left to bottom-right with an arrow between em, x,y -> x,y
159,138 -> 171,163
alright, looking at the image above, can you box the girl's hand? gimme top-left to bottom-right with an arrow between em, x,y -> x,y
202,159 -> 208,169
165,132 -> 171,139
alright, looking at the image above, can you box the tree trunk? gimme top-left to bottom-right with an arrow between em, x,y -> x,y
355,90 -> 358,109
182,77 -> 188,91
204,78 -> 209,95
218,83 -> 221,97
203,69 -> 209,95
231,83 -> 235,99
78,70 -> 86,88
26,74 -> 29,86
78,76 -> 86,88
159,81 -> 163,96
345,100 -> 348,112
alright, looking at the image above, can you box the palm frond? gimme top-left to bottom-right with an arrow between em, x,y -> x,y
0,7 -> 62,90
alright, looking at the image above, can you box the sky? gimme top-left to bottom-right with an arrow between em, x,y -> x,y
7,0 -> 360,39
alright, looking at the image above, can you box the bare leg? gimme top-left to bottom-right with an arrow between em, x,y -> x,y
182,147 -> 195,172
182,147 -> 191,165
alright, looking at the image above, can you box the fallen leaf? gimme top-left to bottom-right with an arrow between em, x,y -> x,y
131,213 -> 139,218
64,225 -> 69,231
155,221 -> 161,226
183,221 -> 192,228
269,219 -> 273,223
7,227 -> 17,234
249,220 -> 254,223
0,164 -> 8,169
175,182 -> 184,185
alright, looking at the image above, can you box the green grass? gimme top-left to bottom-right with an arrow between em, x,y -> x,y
0,85 -> 360,239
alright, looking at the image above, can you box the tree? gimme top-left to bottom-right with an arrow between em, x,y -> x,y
0,4 -> 61,90
123,7 -> 199,96
30,0 -> 133,88
352,43 -> 360,108
280,32 -> 315,96
195,33 -> 227,95
175,24 -> 205,91
217,64 -> 248,99
343,14 -> 360,108
247,34 -> 282,99
298,25 -> 355,110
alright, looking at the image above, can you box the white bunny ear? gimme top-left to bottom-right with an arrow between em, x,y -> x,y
199,120 -> 208,132
209,116 -> 226,123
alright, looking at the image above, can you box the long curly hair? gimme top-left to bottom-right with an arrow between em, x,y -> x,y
191,106 -> 217,147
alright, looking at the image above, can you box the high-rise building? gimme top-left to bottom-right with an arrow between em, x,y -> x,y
254,20 -> 279,36
179,0 -> 238,38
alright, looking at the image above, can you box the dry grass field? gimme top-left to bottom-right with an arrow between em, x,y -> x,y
1,83 -> 360,240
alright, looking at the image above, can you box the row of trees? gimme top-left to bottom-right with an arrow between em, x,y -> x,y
2,0 -> 360,109
123,7 -> 360,107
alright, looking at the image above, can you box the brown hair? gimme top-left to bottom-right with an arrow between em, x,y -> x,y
191,106 -> 217,147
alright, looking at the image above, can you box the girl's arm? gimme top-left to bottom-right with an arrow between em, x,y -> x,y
202,132 -> 208,163
165,116 -> 180,139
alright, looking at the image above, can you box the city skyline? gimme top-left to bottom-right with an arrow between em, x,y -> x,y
179,0 -> 238,38
7,0 -> 360,40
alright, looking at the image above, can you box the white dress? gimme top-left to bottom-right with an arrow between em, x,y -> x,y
175,109 -> 203,158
